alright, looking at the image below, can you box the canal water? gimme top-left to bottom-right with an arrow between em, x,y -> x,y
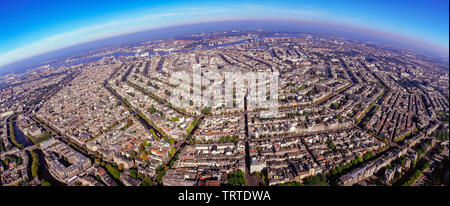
13,123 -> 66,186
13,122 -> 33,147
35,149 -> 67,186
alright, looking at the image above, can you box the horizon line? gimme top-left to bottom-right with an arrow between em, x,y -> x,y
1,18 -> 449,70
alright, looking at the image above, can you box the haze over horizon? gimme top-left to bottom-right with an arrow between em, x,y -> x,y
1,0 -> 449,69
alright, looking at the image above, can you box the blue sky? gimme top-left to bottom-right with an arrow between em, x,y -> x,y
0,0 -> 448,66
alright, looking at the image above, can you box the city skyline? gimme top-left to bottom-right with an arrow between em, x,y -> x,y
0,0 -> 448,191
1,0 -> 449,68
1,29 -> 448,187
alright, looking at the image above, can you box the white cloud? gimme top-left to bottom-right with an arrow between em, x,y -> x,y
0,4 -> 332,67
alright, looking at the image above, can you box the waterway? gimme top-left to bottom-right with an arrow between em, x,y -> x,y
12,122 -> 33,147
13,123 -> 66,186
35,149 -> 67,186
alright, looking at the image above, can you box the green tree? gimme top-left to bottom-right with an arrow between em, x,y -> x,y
105,164 -> 122,179
40,179 -> 51,186
227,170 -> 246,185
141,177 -> 152,186
201,107 -> 211,115
30,150 -> 40,178
357,156 -> 364,163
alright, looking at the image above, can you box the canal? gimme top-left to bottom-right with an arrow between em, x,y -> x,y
13,122 -> 66,186
12,122 -> 33,147
35,149 -> 67,186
